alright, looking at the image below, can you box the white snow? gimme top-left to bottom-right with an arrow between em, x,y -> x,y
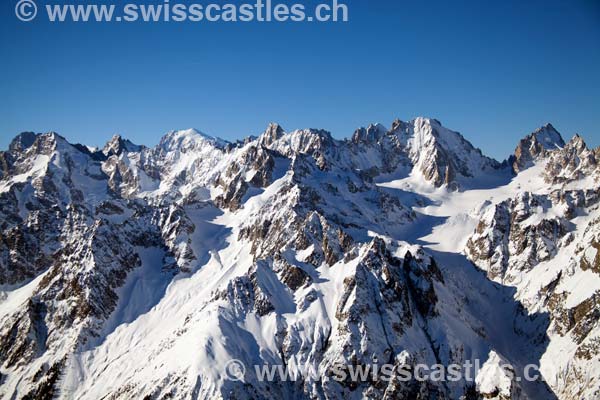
476,351 -> 514,397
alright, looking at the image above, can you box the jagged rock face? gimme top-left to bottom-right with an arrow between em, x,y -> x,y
465,157 -> 600,400
317,242 -> 445,398
205,240 -> 478,400
346,117 -> 504,189
511,123 -> 565,173
351,123 -> 387,145
466,190 -> 598,284
214,145 -> 278,210
257,122 -> 284,147
0,120 -> 599,400
544,135 -> 599,184
391,117 -> 497,187
0,202 -> 62,285
102,134 -> 142,157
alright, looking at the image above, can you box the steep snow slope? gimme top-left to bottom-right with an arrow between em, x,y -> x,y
378,133 -> 600,399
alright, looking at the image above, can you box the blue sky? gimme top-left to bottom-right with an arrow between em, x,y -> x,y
1,0 -> 599,160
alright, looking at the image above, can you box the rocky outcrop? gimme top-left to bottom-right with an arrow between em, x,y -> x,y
351,123 -> 387,145
466,189 -> 598,283
348,117 -> 503,189
543,134 -> 599,184
511,123 -> 565,173
102,134 -> 142,157
215,145 -> 277,210
465,139 -> 600,400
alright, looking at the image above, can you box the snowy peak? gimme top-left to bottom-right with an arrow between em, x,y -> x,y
512,123 -> 565,172
391,117 -> 502,188
3,131 -> 86,167
1,132 -> 39,178
7,131 -> 37,153
158,128 -> 228,153
543,132 -> 599,184
565,133 -> 587,152
398,117 -> 489,163
257,122 -> 285,147
351,123 -> 387,144
259,126 -> 336,171
102,134 -> 142,156
531,123 -> 565,150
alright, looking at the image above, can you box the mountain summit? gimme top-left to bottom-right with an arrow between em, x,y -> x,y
511,123 -> 566,172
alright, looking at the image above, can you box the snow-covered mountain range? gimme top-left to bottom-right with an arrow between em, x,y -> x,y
0,117 -> 598,399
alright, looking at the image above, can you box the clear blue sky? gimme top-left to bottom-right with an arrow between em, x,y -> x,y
1,0 -> 599,160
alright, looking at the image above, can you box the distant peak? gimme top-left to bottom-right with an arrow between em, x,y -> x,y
511,123 -> 565,173
412,116 -> 442,128
173,128 -> 215,140
566,133 -> 587,151
290,127 -> 334,141
535,122 -> 559,133
267,122 -> 284,132
6,131 -> 70,156
102,134 -> 141,156
259,123 -> 285,146
8,131 -> 38,153
44,131 -> 66,141
390,118 -> 409,133
545,122 -> 555,129
530,123 -> 565,150
159,128 -> 228,151
351,123 -> 387,144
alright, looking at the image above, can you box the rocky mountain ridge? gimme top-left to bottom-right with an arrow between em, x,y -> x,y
0,117 -> 598,400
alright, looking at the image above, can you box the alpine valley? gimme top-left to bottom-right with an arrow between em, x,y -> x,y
0,117 -> 599,400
